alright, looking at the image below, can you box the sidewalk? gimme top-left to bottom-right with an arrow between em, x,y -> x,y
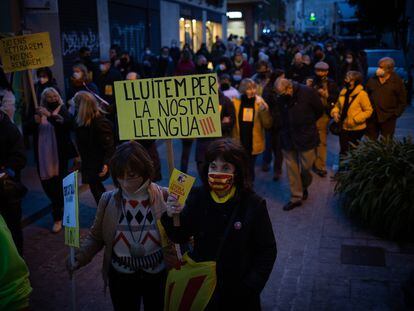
22,107 -> 414,310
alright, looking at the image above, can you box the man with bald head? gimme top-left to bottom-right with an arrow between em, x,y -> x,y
275,78 -> 324,211
366,57 -> 407,139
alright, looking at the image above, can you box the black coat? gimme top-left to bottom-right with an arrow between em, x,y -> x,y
279,83 -> 324,151
75,116 -> 115,183
27,104 -> 75,177
96,67 -> 123,106
366,72 -> 407,122
0,112 -> 26,179
161,187 -> 277,310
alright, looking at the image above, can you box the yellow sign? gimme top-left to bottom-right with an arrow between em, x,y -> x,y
0,32 -> 54,73
168,169 -> 195,206
63,171 -> 79,248
114,74 -> 222,140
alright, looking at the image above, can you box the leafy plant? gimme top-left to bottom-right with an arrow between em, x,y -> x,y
334,137 -> 414,241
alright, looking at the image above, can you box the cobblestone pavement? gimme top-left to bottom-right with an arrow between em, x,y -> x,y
22,107 -> 414,310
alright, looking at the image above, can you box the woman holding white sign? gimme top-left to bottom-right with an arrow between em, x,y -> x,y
67,141 -> 174,311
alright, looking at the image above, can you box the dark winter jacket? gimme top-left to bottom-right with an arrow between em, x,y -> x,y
279,83 -> 324,151
287,64 -> 312,83
96,67 -> 122,106
75,115 -> 115,183
308,75 -> 339,114
366,72 -> 407,122
0,111 -> 26,180
35,79 -> 61,104
161,187 -> 277,310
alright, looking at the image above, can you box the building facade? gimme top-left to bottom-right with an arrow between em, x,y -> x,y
1,0 -> 226,97
160,0 -> 227,51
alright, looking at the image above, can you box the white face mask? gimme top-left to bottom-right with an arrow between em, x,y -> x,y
345,58 -> 353,64
376,68 -> 386,77
39,77 -> 49,85
233,75 -> 242,81
73,72 -> 82,80
219,64 -> 226,71
118,176 -> 145,195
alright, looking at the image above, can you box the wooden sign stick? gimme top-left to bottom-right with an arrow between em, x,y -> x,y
27,70 -> 38,109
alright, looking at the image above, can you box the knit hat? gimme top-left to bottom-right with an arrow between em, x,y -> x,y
314,61 -> 329,71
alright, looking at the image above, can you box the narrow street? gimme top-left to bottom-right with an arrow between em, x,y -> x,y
22,107 -> 414,310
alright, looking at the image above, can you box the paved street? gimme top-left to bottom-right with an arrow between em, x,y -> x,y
21,107 -> 414,311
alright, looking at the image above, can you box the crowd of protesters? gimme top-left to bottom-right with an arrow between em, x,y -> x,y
0,30 -> 409,310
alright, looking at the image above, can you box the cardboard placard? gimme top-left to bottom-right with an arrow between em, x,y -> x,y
63,171 -> 79,248
114,74 -> 222,140
0,32 -> 54,73
168,169 -> 195,206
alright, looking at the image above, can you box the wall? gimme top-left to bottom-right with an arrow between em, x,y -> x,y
160,1 -> 180,47
24,0 -> 65,95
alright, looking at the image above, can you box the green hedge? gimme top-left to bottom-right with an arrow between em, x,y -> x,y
334,137 -> 414,241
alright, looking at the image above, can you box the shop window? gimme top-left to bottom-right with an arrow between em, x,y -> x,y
206,21 -> 222,51
179,18 -> 202,51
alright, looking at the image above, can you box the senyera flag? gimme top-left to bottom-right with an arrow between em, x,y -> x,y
164,252 -> 216,311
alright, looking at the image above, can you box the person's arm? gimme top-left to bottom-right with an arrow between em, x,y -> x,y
353,91 -> 373,124
242,199 -> 277,294
396,77 -> 407,117
74,192 -> 111,266
258,97 -> 273,129
97,118 -> 115,166
309,88 -> 324,120
3,117 -> 26,174
161,188 -> 200,243
221,96 -> 236,134
327,81 -> 340,107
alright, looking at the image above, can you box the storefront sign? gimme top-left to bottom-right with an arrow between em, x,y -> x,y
0,32 -> 54,73
63,171 -> 79,248
114,73 -> 222,140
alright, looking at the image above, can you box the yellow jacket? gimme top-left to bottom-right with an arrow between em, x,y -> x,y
232,95 -> 273,155
331,84 -> 373,131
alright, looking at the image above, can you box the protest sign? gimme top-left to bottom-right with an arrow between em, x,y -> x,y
168,169 -> 196,206
0,32 -> 54,73
114,74 -> 222,140
63,171 -> 79,248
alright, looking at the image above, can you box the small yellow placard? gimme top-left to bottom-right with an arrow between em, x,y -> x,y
242,108 -> 254,122
168,169 -> 196,206
0,32 -> 54,73
114,74 -> 222,140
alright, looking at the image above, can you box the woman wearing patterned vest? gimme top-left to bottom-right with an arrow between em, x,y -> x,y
67,141 -> 172,311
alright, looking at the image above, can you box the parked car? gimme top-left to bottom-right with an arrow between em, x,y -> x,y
364,49 -> 413,101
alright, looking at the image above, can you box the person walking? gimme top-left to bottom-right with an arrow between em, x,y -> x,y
73,91 -> 115,205
331,71 -> 373,158
275,78 -> 324,211
28,87 -> 75,233
35,67 -> 61,104
231,79 -> 273,181
306,62 -> 339,177
262,70 -> 286,181
0,68 -> 16,122
365,57 -> 407,139
67,141 -> 170,311
162,138 -> 277,310
0,110 -> 26,254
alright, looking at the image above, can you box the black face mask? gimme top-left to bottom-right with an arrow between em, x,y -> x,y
221,83 -> 230,91
47,101 -> 60,110
344,82 -> 351,89
257,72 -> 267,79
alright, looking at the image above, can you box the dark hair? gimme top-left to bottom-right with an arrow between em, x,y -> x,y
256,60 -> 270,71
36,67 -> 53,80
79,46 -> 90,54
201,138 -> 252,192
0,67 -> 12,91
110,141 -> 154,187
